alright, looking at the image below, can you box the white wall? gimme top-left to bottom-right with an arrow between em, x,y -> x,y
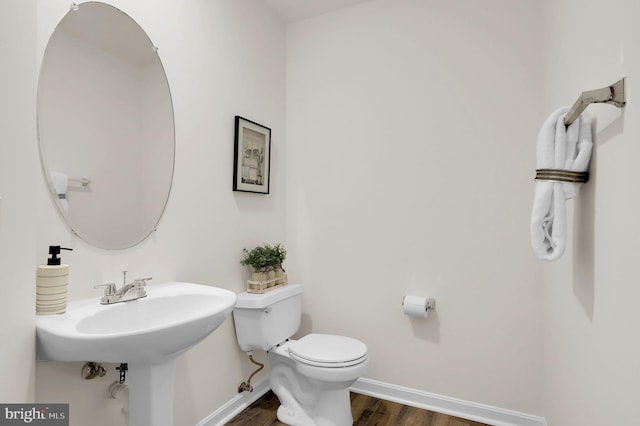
20,0 -> 640,423
285,0 -> 544,415
0,0 -> 37,403
35,1 -> 285,425
542,0 -> 640,425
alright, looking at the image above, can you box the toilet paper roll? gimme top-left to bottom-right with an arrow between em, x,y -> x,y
403,295 -> 430,319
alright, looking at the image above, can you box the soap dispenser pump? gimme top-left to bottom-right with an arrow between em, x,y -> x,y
36,245 -> 72,315
46,245 -> 71,265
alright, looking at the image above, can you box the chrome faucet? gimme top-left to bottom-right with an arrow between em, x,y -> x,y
94,271 -> 151,305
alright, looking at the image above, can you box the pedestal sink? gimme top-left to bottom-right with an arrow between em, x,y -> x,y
36,281 -> 237,426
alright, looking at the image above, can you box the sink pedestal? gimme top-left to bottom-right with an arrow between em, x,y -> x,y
128,361 -> 177,426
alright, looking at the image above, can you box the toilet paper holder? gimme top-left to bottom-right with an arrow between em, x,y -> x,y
402,296 -> 436,311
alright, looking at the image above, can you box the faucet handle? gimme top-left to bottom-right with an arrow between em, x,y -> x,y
94,283 -> 116,296
133,277 -> 152,287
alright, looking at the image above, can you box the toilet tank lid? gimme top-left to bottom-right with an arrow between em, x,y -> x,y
235,283 -> 302,309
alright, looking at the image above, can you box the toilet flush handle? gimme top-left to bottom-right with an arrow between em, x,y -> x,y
263,307 -> 272,314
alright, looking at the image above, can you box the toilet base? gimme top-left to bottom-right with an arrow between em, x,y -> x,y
268,343 -> 363,426
274,386 -> 352,426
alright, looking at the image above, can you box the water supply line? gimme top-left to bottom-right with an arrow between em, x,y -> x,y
238,352 -> 264,393
108,381 -> 129,415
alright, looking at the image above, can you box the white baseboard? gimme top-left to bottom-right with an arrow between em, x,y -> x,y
196,378 -> 270,426
350,378 -> 546,426
197,376 -> 546,426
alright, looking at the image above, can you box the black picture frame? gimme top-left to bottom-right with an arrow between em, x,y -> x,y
233,116 -> 271,194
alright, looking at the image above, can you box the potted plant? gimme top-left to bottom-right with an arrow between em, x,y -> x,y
241,245 -> 271,282
271,243 -> 287,285
241,243 -> 288,291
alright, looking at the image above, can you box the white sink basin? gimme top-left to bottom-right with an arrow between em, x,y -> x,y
36,281 -> 236,363
35,281 -> 237,426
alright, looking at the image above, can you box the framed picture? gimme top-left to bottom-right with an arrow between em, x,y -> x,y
233,116 -> 271,194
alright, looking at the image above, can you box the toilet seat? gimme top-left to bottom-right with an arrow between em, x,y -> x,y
288,334 -> 368,368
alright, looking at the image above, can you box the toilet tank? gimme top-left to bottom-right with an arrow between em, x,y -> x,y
233,283 -> 302,351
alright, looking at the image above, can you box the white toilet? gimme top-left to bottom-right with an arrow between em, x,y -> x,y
233,283 -> 369,426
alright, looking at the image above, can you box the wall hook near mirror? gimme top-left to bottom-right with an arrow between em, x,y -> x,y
69,177 -> 91,188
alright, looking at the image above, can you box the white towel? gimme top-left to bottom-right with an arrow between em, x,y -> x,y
50,171 -> 69,211
530,107 -> 593,261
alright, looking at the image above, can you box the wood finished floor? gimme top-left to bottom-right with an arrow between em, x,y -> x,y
226,391 -> 490,426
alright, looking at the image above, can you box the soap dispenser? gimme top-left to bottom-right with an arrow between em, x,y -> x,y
36,246 -> 72,315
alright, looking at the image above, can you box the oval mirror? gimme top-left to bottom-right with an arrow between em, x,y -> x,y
37,2 -> 175,250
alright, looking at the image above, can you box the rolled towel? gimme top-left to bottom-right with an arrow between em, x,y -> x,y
530,107 -> 593,261
50,171 -> 69,211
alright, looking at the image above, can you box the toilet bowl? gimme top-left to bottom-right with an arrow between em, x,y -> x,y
269,337 -> 368,426
232,284 -> 368,426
